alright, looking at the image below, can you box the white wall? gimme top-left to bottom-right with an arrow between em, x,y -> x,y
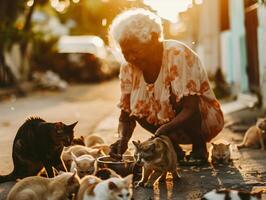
257,4 -> 266,108
197,0 -> 220,77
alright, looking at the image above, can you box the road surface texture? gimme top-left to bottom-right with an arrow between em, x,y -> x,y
0,79 -> 265,199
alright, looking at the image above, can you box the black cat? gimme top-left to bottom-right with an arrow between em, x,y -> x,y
0,117 -> 78,183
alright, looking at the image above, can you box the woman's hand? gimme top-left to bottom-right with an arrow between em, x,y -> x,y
109,139 -> 128,160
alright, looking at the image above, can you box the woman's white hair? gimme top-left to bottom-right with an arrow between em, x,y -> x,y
108,8 -> 163,50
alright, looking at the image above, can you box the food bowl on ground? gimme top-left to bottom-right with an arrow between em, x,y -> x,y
97,155 -> 141,177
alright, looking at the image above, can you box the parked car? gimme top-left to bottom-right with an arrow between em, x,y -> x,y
56,35 -> 121,82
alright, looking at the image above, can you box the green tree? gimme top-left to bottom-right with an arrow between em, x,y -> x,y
0,0 -> 49,86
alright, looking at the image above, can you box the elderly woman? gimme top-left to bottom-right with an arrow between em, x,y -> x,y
108,9 -> 224,164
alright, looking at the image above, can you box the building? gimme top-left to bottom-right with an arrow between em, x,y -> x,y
197,0 -> 266,108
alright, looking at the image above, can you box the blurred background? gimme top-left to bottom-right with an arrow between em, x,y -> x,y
0,2 -> 266,198
0,0 -> 266,107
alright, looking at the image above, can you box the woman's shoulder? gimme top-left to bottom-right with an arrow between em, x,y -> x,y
163,40 -> 198,56
163,39 -> 186,52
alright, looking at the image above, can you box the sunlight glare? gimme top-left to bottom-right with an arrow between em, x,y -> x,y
26,0 -> 34,7
144,0 -> 192,23
102,18 -> 107,26
195,0 -> 203,4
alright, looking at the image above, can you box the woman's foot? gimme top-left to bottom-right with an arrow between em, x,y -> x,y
185,151 -> 208,166
178,151 -> 208,166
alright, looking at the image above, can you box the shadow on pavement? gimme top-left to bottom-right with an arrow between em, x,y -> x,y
133,162 -> 247,200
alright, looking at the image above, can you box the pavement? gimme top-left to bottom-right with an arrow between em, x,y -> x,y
0,79 -> 266,200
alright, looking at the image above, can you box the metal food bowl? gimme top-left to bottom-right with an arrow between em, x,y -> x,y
97,155 -> 140,177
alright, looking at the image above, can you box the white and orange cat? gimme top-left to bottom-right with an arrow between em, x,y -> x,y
132,135 -> 179,188
70,152 -> 96,178
7,171 -> 80,200
237,118 -> 266,150
76,174 -> 133,200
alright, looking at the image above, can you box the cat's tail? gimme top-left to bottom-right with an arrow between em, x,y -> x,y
0,171 -> 17,183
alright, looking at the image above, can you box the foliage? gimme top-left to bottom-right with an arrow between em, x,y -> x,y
58,0 -> 149,43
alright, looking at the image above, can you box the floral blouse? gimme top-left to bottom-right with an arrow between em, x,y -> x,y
118,40 -> 224,141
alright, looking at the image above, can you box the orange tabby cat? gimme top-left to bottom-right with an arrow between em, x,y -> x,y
237,118 -> 266,150
7,171 -> 80,200
210,141 -> 231,164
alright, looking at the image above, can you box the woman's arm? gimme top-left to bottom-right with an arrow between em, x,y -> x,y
109,110 -> 136,159
118,110 -> 136,143
155,95 -> 199,136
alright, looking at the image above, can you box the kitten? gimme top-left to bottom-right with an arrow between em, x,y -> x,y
237,118 -> 266,150
62,145 -> 103,171
76,174 -> 133,200
72,136 -> 86,146
94,168 -> 121,180
91,144 -> 110,155
0,117 -> 78,183
70,152 -> 96,178
132,135 -> 179,188
211,141 -> 231,164
202,189 -> 261,200
85,135 -> 105,147
7,171 -> 80,200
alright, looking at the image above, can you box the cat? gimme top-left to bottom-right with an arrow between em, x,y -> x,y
62,145 -> 103,171
76,174 -> 133,200
132,135 -> 179,188
72,136 -> 86,146
202,189 -> 262,200
0,117 -> 78,183
7,171 -> 80,200
93,168 -> 121,180
84,135 -> 105,147
237,118 -> 266,150
211,141 -> 231,164
85,134 -> 132,156
70,152 -> 96,178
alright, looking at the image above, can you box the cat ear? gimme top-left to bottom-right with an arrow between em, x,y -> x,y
63,146 -> 70,151
53,167 -> 60,176
89,149 -> 102,156
211,142 -> 215,146
68,170 -> 79,184
123,174 -> 133,186
67,121 -> 78,130
80,136 -> 85,141
132,141 -> 139,148
71,152 -> 78,163
108,181 -> 118,190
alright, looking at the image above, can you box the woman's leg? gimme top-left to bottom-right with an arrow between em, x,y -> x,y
167,133 -> 186,160
182,108 -> 208,160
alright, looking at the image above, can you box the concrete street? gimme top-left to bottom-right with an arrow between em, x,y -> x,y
0,79 -> 265,200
